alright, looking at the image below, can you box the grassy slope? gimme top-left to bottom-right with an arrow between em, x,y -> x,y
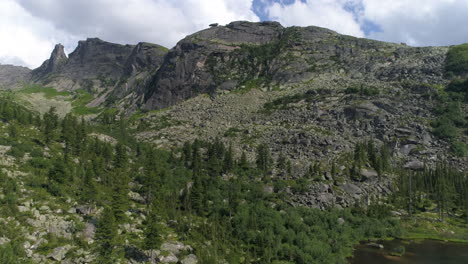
0,84 -> 100,116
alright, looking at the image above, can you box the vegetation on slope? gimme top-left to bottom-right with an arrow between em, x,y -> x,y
0,84 -> 467,263
446,43 -> 468,76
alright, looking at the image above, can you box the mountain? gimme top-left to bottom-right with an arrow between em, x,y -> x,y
31,38 -> 167,95
0,21 -> 467,264
0,64 -> 31,88
142,21 -> 446,110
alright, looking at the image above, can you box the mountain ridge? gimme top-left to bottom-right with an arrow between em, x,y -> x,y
0,21 -> 452,111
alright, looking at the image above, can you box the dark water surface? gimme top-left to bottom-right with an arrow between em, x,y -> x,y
348,239 -> 468,264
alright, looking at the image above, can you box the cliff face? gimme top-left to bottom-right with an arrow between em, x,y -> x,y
31,38 -> 134,91
0,64 -> 31,89
29,38 -> 168,95
0,21 -> 449,110
31,44 -> 68,81
142,21 -> 447,110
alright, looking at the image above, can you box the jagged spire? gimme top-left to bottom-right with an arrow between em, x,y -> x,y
47,44 -> 68,72
31,43 -> 68,80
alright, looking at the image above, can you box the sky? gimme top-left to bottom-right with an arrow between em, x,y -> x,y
1,0 -> 468,69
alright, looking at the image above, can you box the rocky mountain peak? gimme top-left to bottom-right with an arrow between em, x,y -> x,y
143,21 -> 448,110
48,44 -> 67,70
31,43 -> 68,80
184,21 -> 284,46
124,42 -> 168,76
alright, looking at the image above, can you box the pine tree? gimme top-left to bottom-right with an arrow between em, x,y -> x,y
286,159 -> 292,179
95,206 -> 118,264
182,142 -> 192,168
48,158 -> 68,184
113,143 -> 128,169
256,144 -> 272,175
142,170 -> 159,208
331,162 -> 337,177
380,144 -> 391,171
143,203 -> 162,264
190,174 -> 204,215
111,169 -> 130,222
239,151 -> 249,170
277,153 -> 286,171
82,164 -> 97,203
223,144 -> 234,173
43,106 -> 59,144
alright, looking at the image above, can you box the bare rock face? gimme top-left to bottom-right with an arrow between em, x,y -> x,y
28,38 -> 169,100
143,21 -> 448,110
143,21 -> 284,109
65,38 -> 133,80
31,44 -> 68,80
32,38 -> 135,90
124,42 -> 170,76
0,64 -> 31,89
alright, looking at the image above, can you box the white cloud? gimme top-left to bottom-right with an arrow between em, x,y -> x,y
360,0 -> 468,46
265,0 -> 365,37
0,0 -> 74,69
1,0 -> 259,68
4,0 -> 468,69
14,0 -> 258,62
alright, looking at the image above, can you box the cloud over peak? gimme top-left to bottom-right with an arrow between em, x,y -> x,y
2,0 -> 468,68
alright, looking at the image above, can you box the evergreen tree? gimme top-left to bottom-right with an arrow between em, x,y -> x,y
190,173 -> 204,215
239,151 -> 249,170
182,142 -> 192,168
82,164 -> 97,203
331,162 -> 337,177
43,106 -> 59,144
277,153 -> 286,171
143,203 -> 162,264
223,144 -> 234,173
111,169 -> 130,222
113,143 -> 128,169
256,144 -> 272,175
286,159 -> 292,179
95,207 -> 118,264
380,144 -> 391,171
142,170 -> 159,209
8,123 -> 18,138
48,158 -> 68,184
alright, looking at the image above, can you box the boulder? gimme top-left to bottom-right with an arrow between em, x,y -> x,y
360,168 -> 378,180
47,245 -> 72,261
337,218 -> 345,225
181,254 -> 198,264
128,191 -> 146,203
75,205 -> 95,216
160,253 -> 178,263
341,183 -> 362,195
403,160 -> 425,170
366,242 -> 384,249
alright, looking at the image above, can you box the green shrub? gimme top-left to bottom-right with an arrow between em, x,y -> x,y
6,142 -> 33,159
264,90 -> 317,110
446,44 -> 468,75
446,78 -> 468,102
390,245 -> 406,257
432,117 -> 457,139
451,141 -> 468,157
345,85 -> 379,96
28,157 -> 50,169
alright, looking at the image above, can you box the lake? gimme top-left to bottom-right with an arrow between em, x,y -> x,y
348,239 -> 468,264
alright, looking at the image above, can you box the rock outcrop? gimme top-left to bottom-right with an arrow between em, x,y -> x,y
143,21 -> 447,110
31,44 -> 68,80
0,64 -> 31,89
28,38 -> 168,97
